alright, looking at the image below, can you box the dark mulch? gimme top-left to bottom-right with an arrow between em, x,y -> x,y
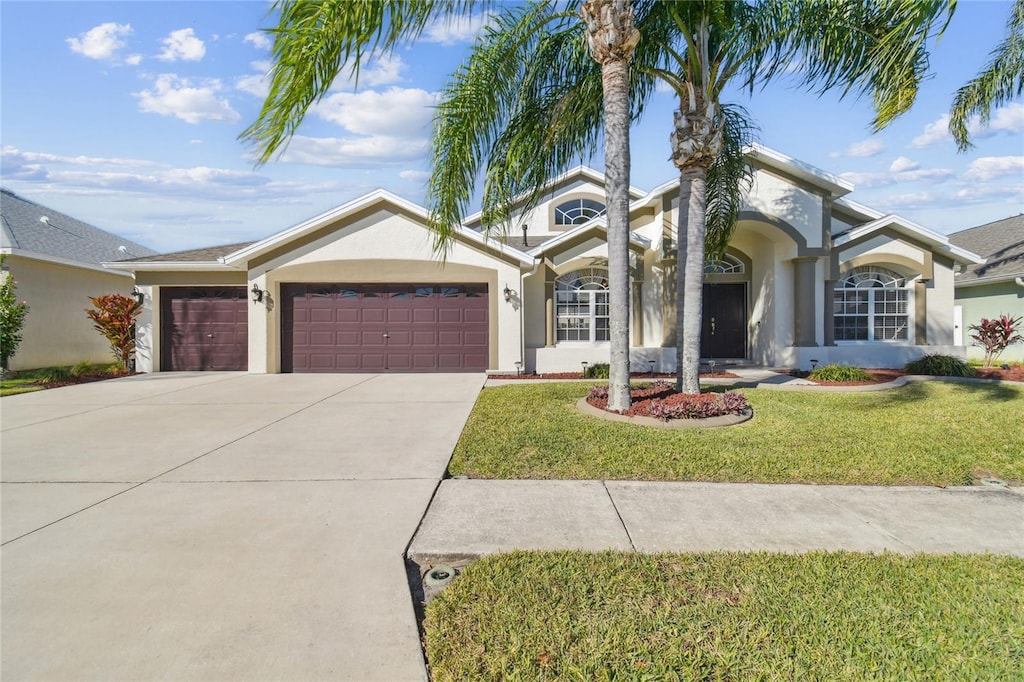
585,382 -> 749,419
38,370 -> 136,389
489,371 -> 740,380
976,365 -> 1024,382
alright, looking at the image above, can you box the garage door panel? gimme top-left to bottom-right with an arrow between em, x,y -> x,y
283,283 -> 488,372
161,287 -> 248,371
310,331 -> 335,346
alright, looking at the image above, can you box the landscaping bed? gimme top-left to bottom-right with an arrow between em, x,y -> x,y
976,364 -> 1024,382
424,550 -> 1024,681
448,381 -> 1024,485
585,381 -> 749,419
488,370 -> 740,380
0,364 -> 133,396
775,368 -> 906,385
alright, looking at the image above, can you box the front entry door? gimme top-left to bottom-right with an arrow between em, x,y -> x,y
701,283 -> 746,359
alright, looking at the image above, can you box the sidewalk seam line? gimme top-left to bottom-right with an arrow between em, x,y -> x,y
811,488 -> 916,552
603,481 -> 637,553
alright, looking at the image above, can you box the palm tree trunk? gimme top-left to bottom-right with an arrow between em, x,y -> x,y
676,166 -> 707,394
582,0 -> 639,412
602,57 -> 632,412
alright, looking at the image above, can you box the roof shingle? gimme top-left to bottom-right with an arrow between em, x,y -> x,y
948,214 -> 1024,284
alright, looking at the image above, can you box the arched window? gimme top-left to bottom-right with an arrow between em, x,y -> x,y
555,268 -> 610,342
704,253 -> 745,274
554,198 -> 606,226
834,267 -> 911,341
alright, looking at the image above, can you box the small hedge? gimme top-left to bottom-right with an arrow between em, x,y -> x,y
809,364 -> 875,382
587,382 -> 750,421
904,354 -> 975,377
584,362 -> 610,379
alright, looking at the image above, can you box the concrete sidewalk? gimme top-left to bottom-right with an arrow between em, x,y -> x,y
409,479 -> 1024,564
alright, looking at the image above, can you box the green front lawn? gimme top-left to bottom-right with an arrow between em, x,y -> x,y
449,381 -> 1024,485
425,551 -> 1024,681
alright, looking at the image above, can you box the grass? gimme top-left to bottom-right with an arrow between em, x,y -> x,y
0,362 -> 124,397
449,381 -> 1024,485
424,551 -> 1024,681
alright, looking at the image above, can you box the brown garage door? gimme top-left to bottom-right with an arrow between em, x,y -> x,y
161,287 -> 248,371
282,284 -> 488,372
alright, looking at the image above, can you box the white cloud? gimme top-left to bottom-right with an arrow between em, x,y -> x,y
400,170 -> 430,182
422,13 -> 492,45
236,73 -> 269,98
1,145 -> 154,169
135,74 -> 239,124
830,138 -> 885,158
66,22 -> 132,61
912,103 -> 1024,148
125,54 -> 143,66
312,87 -> 437,136
840,165 -> 953,189
243,32 -> 271,50
328,55 -> 408,90
157,28 -> 206,62
965,156 -> 1024,182
889,156 -> 918,173
188,139 -> 203,145
276,135 -> 428,167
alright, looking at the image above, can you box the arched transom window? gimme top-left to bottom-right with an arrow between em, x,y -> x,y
555,268 -> 610,342
834,267 -> 910,341
554,198 -> 606,226
704,253 -> 745,274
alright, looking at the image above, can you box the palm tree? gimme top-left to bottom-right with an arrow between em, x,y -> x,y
949,0 -> 1023,150
240,0 -> 640,412
429,0 -> 954,394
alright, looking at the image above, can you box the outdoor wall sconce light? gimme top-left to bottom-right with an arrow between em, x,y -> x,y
503,284 -> 513,302
515,360 -> 523,376
250,283 -> 266,303
131,287 -> 144,305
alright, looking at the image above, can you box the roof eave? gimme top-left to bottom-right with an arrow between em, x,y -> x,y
6,248 -> 134,277
746,143 -> 855,198
103,261 -> 242,272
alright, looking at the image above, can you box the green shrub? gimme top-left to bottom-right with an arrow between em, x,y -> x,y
71,361 -> 95,377
585,362 -> 610,379
38,366 -> 73,383
904,354 -> 975,377
809,364 -> 875,382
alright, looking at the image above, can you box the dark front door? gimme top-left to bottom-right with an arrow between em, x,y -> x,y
161,287 -> 248,371
282,283 -> 488,372
701,283 -> 746,359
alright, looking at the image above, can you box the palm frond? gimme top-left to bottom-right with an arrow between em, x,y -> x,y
240,0 -> 486,164
950,0 -> 1024,150
704,104 -> 757,257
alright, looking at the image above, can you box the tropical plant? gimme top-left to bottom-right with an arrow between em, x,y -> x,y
904,353 -> 976,377
85,294 -> 142,369
969,314 -> 1024,367
0,255 -> 30,372
949,0 -> 1024,150
809,364 -> 875,383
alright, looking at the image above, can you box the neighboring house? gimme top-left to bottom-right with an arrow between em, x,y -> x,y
108,145 -> 981,374
948,215 -> 1024,363
1,189 -> 156,370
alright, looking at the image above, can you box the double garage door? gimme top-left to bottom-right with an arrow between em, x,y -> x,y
282,283 -> 489,372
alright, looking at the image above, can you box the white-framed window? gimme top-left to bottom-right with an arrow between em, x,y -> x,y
554,198 -> 606,226
704,253 -> 745,274
834,267 -> 911,341
555,268 -> 610,342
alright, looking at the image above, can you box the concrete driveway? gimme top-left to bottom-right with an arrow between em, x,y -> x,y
1,372 -> 484,681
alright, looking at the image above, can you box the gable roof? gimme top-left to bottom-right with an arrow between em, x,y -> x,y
833,214 -> 983,265
948,214 -> 1024,286
1,188 -> 156,273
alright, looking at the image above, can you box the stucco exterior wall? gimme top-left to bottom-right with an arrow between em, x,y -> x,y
956,280 -> 1024,362
742,170 -> 824,248
5,256 -> 133,370
248,207 -> 522,373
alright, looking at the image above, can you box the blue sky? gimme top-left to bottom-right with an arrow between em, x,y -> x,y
1,0 -> 1021,254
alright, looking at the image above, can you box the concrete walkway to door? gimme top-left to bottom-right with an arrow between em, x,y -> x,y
1,372 -> 484,681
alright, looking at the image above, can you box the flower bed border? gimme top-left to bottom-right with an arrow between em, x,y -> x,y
576,398 -> 753,429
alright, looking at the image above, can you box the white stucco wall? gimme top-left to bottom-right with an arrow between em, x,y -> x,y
742,170 -> 824,248
248,207 -> 523,373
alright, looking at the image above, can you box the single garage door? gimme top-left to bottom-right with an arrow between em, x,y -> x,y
161,287 -> 248,371
282,283 -> 488,372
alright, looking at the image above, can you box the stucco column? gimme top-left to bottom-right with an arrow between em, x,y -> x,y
662,264 -> 677,347
632,281 -> 644,346
792,257 -> 818,347
544,277 -> 555,348
914,280 -> 928,345
823,280 -> 836,346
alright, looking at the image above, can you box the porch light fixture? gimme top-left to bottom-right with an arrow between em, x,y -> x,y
250,283 -> 265,303
131,288 -> 144,305
581,361 -> 588,376
503,284 -> 513,302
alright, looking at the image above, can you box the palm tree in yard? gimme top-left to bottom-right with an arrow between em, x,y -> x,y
949,0 -> 1023,150
428,0 -> 954,394
240,0 -> 642,413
